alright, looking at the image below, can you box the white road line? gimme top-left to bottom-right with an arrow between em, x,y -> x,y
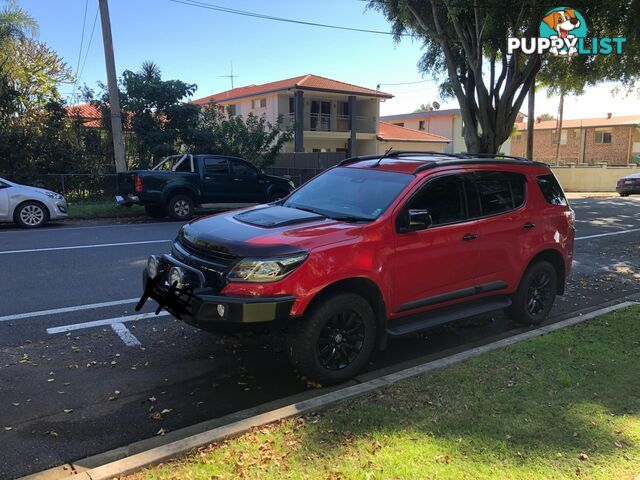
0,221 -> 184,234
111,322 -> 142,347
0,298 -> 140,323
575,227 -> 640,241
0,239 -> 171,255
46,311 -> 170,334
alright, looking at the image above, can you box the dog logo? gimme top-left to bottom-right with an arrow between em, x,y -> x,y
539,7 -> 587,56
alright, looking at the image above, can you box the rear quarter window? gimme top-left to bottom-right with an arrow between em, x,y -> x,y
536,174 -> 567,206
473,171 -> 526,216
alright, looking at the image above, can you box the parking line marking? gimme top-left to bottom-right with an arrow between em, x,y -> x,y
46,311 -> 170,334
111,322 -> 142,347
0,239 -> 171,255
0,298 -> 140,323
575,227 -> 640,241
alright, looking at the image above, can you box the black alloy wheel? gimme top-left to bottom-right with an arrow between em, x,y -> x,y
317,310 -> 366,370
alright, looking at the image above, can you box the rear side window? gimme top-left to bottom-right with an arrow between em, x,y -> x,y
232,161 -> 257,177
204,158 -> 229,175
473,171 -> 526,216
537,174 -> 567,206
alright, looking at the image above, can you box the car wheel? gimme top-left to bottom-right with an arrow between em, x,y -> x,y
505,260 -> 558,326
14,201 -> 49,228
167,194 -> 194,220
620,193 -> 629,197
144,205 -> 166,219
287,293 -> 376,385
269,190 -> 288,202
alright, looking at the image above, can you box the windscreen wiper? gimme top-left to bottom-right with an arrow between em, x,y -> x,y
288,205 -> 326,217
328,214 -> 372,223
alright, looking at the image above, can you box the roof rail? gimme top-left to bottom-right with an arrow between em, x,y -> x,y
458,152 -> 532,162
337,150 -> 464,167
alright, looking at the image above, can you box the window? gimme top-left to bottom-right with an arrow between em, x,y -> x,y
174,157 -> 192,173
552,129 -> 568,145
473,171 -> 526,216
252,98 -> 267,109
594,128 -> 612,144
573,128 -> 582,140
513,132 -> 522,140
418,120 -> 425,131
289,97 -> 295,115
393,122 -> 404,127
232,160 -> 257,177
228,104 -> 237,116
204,158 -> 229,175
409,175 -> 466,226
536,174 -> 567,206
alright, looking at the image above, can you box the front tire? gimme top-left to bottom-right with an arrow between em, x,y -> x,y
287,293 -> 376,385
167,194 -> 194,220
506,260 -> 558,325
14,201 -> 49,228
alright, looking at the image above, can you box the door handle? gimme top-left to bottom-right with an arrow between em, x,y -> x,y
523,222 -> 536,230
462,233 -> 478,241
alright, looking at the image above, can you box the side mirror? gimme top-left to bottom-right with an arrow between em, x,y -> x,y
397,208 -> 432,233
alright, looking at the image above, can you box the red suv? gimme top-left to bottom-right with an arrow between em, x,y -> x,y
138,152 -> 575,384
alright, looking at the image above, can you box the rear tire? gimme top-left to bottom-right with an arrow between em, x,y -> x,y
286,293 -> 376,385
167,194 -> 194,220
144,205 -> 166,219
620,193 -> 629,197
14,201 -> 49,228
505,260 -> 558,326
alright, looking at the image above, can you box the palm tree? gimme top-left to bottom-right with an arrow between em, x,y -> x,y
0,0 -> 37,44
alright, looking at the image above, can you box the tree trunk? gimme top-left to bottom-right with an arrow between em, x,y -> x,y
554,91 -> 565,166
526,81 -> 535,160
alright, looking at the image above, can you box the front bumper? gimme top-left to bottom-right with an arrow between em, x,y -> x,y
50,199 -> 69,220
115,194 -> 140,206
137,256 -> 295,330
616,185 -> 639,195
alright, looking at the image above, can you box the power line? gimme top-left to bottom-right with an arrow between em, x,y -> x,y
377,80 -> 433,87
77,7 -> 99,87
168,0 -> 410,36
72,0 -> 89,102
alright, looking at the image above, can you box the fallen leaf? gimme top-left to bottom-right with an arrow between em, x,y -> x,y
63,409 -> 73,414
156,428 -> 167,436
12,403 -> 19,407
47,378 -> 54,382
46,431 -> 59,437
148,396 -> 157,402
614,440 -> 624,449
160,409 -> 173,414
149,412 -> 163,421
578,453 -> 589,461
4,426 -> 13,431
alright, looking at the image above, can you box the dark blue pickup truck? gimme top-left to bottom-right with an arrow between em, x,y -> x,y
116,154 -> 295,219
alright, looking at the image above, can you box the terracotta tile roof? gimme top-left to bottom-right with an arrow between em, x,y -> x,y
516,114 -> 640,131
66,103 -> 102,127
192,74 -> 392,105
377,121 -> 450,143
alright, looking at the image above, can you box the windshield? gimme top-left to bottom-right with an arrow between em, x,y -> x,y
282,167 -> 413,221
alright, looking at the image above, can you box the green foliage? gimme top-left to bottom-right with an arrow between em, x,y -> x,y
0,0 -> 37,45
369,0 -> 640,153
539,113 -> 555,121
413,102 -> 432,113
190,105 -> 294,168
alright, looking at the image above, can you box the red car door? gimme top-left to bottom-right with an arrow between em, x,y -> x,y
391,173 -> 483,315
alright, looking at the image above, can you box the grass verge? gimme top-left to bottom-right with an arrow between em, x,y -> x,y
132,306 -> 640,480
67,201 -> 145,219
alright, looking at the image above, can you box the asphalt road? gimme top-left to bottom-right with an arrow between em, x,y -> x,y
1,197 -> 639,479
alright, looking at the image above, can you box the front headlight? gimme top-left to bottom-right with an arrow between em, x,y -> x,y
44,191 -> 64,200
228,253 -> 307,282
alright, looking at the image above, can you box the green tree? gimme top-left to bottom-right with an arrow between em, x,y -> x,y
0,0 -> 36,44
413,102 -> 432,113
369,0 -> 640,154
190,105 -> 293,169
538,113 -> 555,121
90,61 -> 199,168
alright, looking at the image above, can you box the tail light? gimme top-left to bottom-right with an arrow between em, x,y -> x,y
566,208 -> 575,228
135,175 -> 143,193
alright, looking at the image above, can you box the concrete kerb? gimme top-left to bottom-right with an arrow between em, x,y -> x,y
22,300 -> 636,480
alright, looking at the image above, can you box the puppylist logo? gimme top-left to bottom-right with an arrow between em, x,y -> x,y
508,7 -> 626,57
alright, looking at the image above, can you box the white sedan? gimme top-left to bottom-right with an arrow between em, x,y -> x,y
0,177 -> 68,228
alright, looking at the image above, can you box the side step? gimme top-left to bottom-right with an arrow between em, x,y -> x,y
387,295 -> 512,337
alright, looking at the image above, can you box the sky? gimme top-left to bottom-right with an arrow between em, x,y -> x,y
19,0 -> 640,120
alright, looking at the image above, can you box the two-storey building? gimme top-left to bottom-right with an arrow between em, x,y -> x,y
192,74 -> 393,156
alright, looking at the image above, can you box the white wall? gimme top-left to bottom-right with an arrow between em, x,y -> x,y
377,141 -> 447,153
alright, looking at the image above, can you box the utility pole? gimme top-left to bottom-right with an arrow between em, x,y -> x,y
526,80 -> 535,160
98,0 -> 127,173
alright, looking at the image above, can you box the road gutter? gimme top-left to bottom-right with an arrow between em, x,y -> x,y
21,299 -> 638,480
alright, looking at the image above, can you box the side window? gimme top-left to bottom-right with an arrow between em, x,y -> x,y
409,175 -> 466,226
204,158 -> 229,175
474,171 -> 526,216
174,157 -> 192,173
537,174 -> 567,206
232,161 -> 257,177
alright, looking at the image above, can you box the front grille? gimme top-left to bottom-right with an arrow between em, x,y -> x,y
172,238 -> 238,290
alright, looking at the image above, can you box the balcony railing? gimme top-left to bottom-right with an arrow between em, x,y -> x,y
282,113 -> 376,133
